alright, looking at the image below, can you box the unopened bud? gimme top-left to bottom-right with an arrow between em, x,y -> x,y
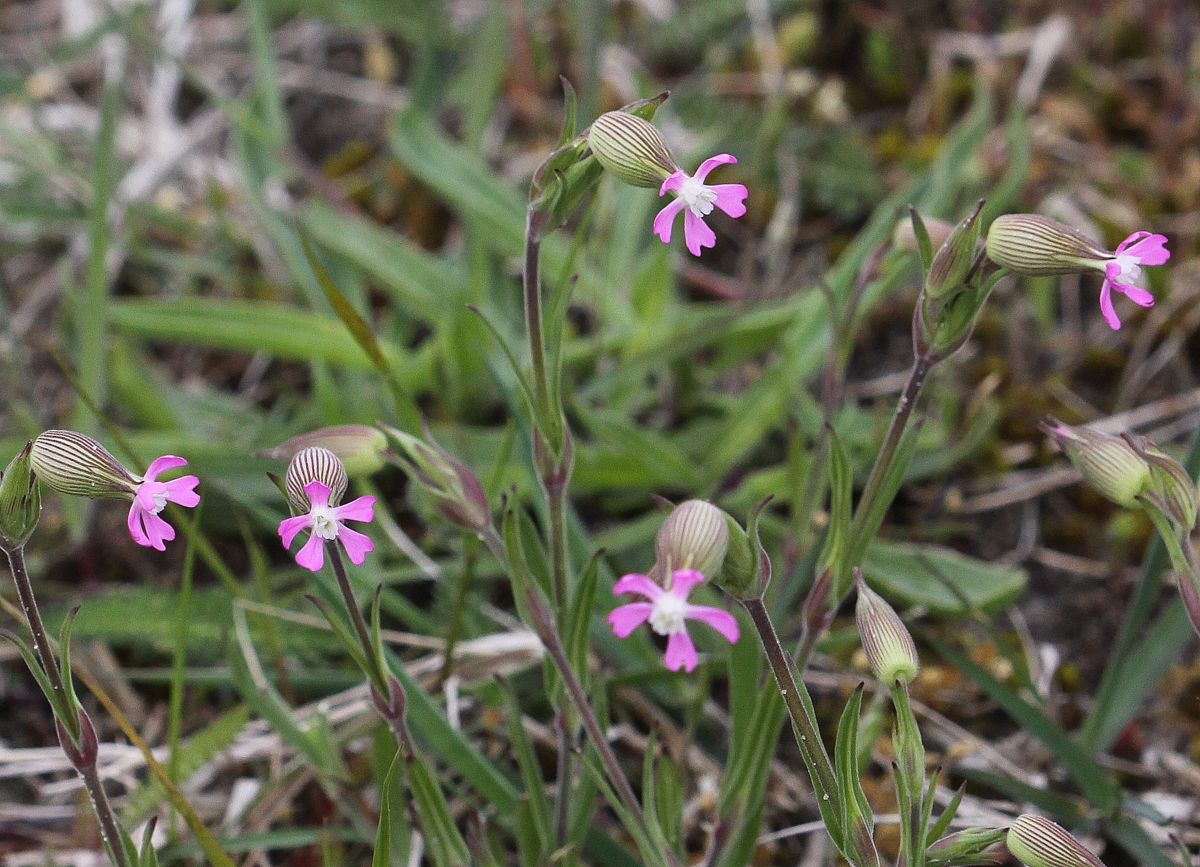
257,426 -> 387,477
925,202 -> 983,299
30,431 -> 138,500
928,828 -> 1007,866
587,112 -> 681,189
1041,418 -> 1151,509
0,443 -> 40,550
1123,435 -> 1198,532
711,499 -> 772,600
986,215 -> 1110,277
379,424 -> 491,534
855,571 -> 919,685
285,447 -> 348,511
654,500 -> 729,578
1006,815 -> 1106,867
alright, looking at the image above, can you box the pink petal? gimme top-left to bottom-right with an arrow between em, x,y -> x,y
333,495 -> 375,525
1099,280 -> 1122,330
613,573 -> 663,600
667,569 -> 705,599
279,513 -> 312,548
303,480 -> 331,509
127,503 -> 150,547
653,198 -> 686,245
658,170 -> 686,196
685,605 -> 740,644
607,602 -> 653,638
664,631 -> 698,672
1115,282 -> 1155,307
682,210 -> 716,257
711,183 -> 748,218
143,455 -> 188,483
295,533 -> 326,571
1118,232 -> 1170,265
336,525 -> 374,565
693,154 -> 737,183
163,475 -> 200,508
141,512 -> 176,550
133,485 -> 160,511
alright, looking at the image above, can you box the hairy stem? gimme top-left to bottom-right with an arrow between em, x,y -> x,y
81,762 -> 133,867
743,597 -> 839,810
6,547 -> 132,867
845,352 -> 935,572
526,587 -> 679,867
6,546 -> 75,737
325,542 -> 416,755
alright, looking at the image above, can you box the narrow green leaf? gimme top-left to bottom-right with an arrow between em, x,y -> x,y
0,629 -> 72,727
925,782 -> 964,847
818,425 -> 852,589
497,678 -> 553,858
407,752 -> 471,867
373,750 -> 400,867
566,550 -> 603,684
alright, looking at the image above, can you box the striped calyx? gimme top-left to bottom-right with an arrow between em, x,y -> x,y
285,447 -> 348,511
1007,815 -> 1106,867
854,571 -> 919,685
1040,418 -> 1150,509
985,214 -> 1110,276
30,430 -> 139,500
587,112 -> 680,189
654,499 -> 729,579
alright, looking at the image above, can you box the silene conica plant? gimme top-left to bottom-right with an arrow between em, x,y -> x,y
9,85 -> 1193,867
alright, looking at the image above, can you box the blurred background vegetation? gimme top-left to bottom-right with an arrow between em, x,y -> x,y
3,0 -> 1200,864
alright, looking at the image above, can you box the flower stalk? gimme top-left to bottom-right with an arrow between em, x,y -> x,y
3,544 -> 133,867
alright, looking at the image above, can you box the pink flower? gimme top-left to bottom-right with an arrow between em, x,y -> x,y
1098,231 -> 1170,330
278,480 -> 375,572
607,568 -> 739,672
127,456 -> 200,551
653,155 -> 748,257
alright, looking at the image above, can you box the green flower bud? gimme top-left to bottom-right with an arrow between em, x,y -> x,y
30,430 -> 138,500
257,426 -> 387,477
855,572 -> 918,685
924,202 -> 983,300
379,424 -> 491,534
710,498 -> 772,600
986,215 -> 1110,276
587,112 -> 681,189
928,828 -> 1007,865
1006,815 -> 1106,867
653,499 -> 729,578
0,443 -> 40,550
1125,436 -> 1198,532
285,446 -> 348,511
1040,418 -> 1151,509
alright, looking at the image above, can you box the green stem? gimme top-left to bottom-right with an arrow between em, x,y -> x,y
524,211 -> 552,427
325,542 -> 416,756
844,352 -> 935,575
525,587 -> 678,867
5,547 -> 132,867
81,761 -> 134,867
6,546 -> 76,739
742,597 -> 839,811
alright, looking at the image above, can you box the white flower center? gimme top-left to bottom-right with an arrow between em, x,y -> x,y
150,490 -> 169,512
648,593 -> 688,636
678,174 -> 717,217
310,505 -> 340,540
1112,251 -> 1142,282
